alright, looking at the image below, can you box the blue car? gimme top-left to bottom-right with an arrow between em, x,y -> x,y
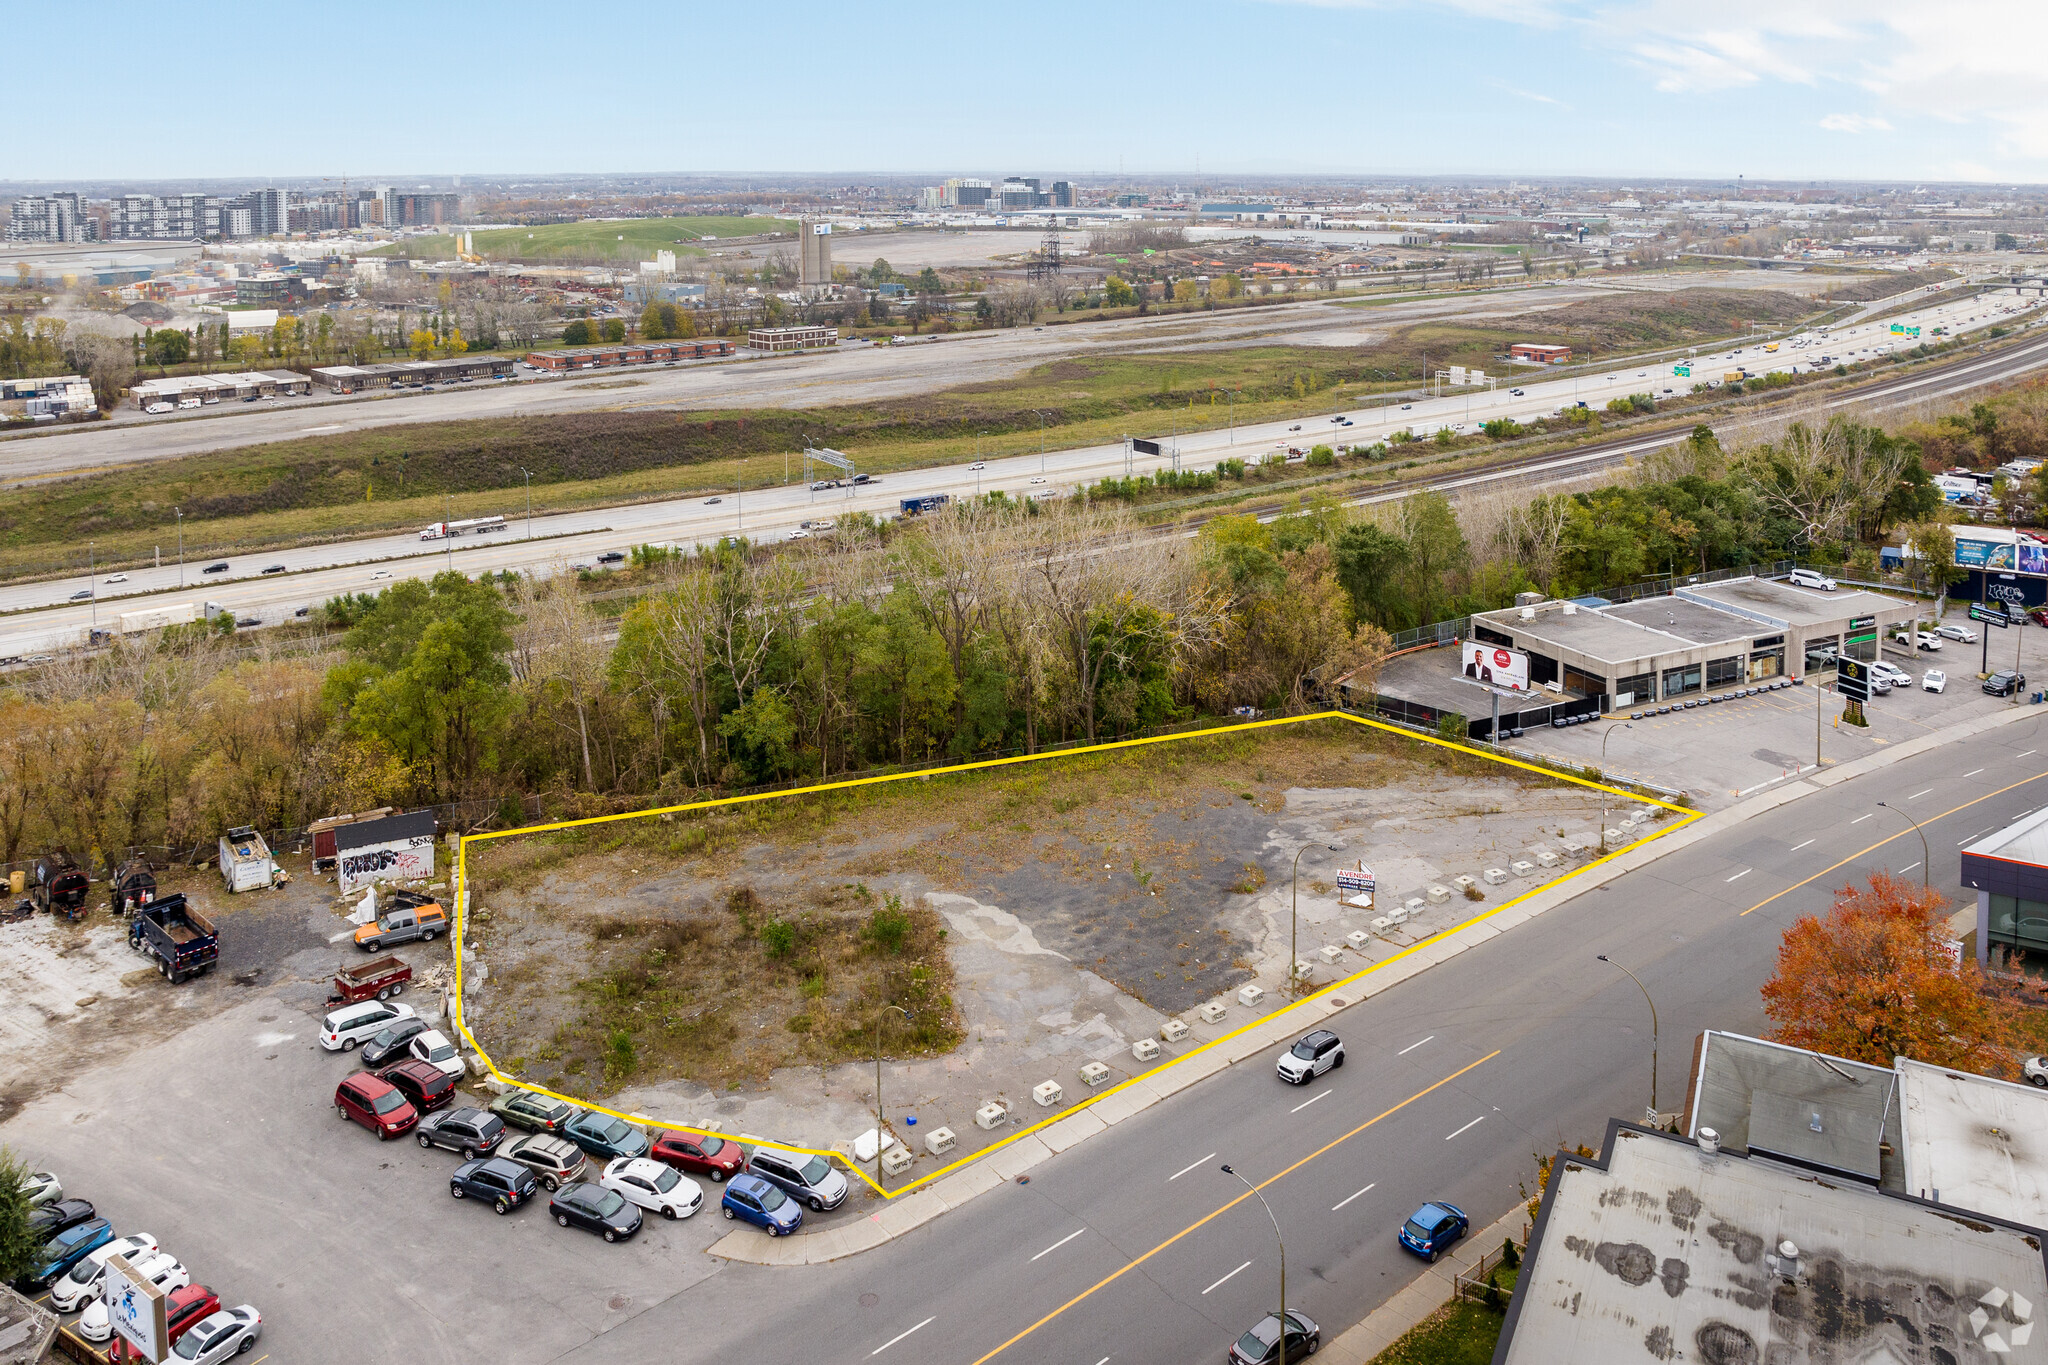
1398,1201 -> 1468,1262
21,1217 -> 115,1290
721,1174 -> 804,1237
563,1110 -> 651,1162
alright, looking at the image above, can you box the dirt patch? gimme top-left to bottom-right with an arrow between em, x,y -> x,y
1820,267 -> 1957,303
1497,287 -> 1816,350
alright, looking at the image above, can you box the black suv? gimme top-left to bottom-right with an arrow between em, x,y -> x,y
415,1107 -> 506,1158
449,1157 -> 538,1214
1986,670 -> 2029,697
360,1016 -> 431,1068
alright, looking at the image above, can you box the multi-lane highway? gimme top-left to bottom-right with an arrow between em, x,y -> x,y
549,711 -> 2048,1365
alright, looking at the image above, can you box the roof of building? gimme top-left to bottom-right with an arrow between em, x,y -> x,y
1682,577 -> 1906,631
1602,597 -> 1755,646
1500,1121 -> 2048,1365
1682,1030 -> 1904,1187
1899,1057 -> 2048,1224
332,808 -> 435,852
1475,601 -> 1695,665
1963,805 -> 2048,869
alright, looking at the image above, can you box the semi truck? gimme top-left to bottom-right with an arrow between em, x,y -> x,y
420,516 -> 508,541
899,494 -> 951,516
129,893 -> 218,983
118,603 -> 198,634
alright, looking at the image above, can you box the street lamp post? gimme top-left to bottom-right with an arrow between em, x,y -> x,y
1290,842 -> 1345,996
1597,954 -> 1660,1125
174,508 -> 184,588
874,1005 -> 912,1188
737,458 -> 746,538
88,542 -> 95,631
1599,724 -> 1632,852
1036,410 -> 1049,473
520,468 -> 532,540
1220,1165 -> 1288,1361
1876,801 -> 1930,889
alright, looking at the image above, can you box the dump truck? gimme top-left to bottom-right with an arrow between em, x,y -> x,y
218,825 -> 280,893
129,893 -> 218,983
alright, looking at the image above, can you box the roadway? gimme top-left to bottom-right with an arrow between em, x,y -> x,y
551,712 -> 2048,1365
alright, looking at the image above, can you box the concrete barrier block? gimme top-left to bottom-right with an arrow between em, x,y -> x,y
465,1053 -> 490,1078
1198,1001 -> 1227,1024
1533,848 -> 1560,867
1482,867 -> 1509,885
1032,1079 -> 1064,1107
1237,984 -> 1265,1008
975,1101 -> 1008,1131
1132,1037 -> 1161,1062
1560,838 -> 1588,859
1510,860 -> 1536,878
1161,1018 -> 1191,1043
1079,1061 -> 1112,1088
1346,930 -> 1371,950
881,1144 -> 915,1177
1319,945 -> 1344,964
1403,897 -> 1426,915
1385,907 -> 1409,926
1451,875 -> 1477,894
1426,884 -> 1451,905
924,1126 -> 956,1156
1293,960 -> 1315,987
1603,828 -> 1624,846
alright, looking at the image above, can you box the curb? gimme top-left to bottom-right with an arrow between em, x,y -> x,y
1318,1205 -> 1530,1365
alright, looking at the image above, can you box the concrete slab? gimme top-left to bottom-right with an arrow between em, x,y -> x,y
872,1188 -> 947,1237
986,1134 -> 1052,1181
1085,1085 -> 1146,1127
1041,1108 -> 1108,1154
927,1161 -> 1004,1209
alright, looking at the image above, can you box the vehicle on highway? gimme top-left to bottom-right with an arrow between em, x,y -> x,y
501,1134 -> 587,1191
1923,670 -> 1947,693
746,1146 -> 848,1212
970,460 -> 986,470
320,999 -> 416,1051
29,1199 -> 96,1239
602,1156 -> 703,1219
1986,670 -> 2028,697
1935,623 -> 1978,644
450,1156 -> 539,1214
407,1028 -> 465,1079
720,1174 -> 803,1236
78,1251 -> 188,1341
1288,425 -> 1301,432
492,1090 -> 577,1134
1786,568 -> 1836,592
104,1285 -> 218,1362
704,497 -> 723,504
1228,1310 -> 1321,1365
69,589 -> 91,600
1276,1029 -> 1345,1085
416,1107 -> 506,1158
1400,403 -> 1412,410
335,1073 -> 419,1139
564,1109 -> 651,1161
370,569 -> 392,579
162,1306 -> 261,1364
261,563 -> 286,574
1509,388 -> 1525,396
47,1233 -> 160,1312
23,1217 -> 115,1290
597,551 -> 625,564
202,562 -> 229,574
377,1057 -> 457,1113
808,480 -> 838,491
359,1015 -> 431,1068
652,1128 -> 746,1183
2025,1055 -> 2048,1087
104,574 -> 125,584
550,1182 -> 643,1242
352,893 -> 447,950
1029,476 -> 1047,485
1399,1201 -> 1469,1261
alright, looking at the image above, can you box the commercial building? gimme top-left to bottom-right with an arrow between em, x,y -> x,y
622,281 -> 705,306
1679,1030 -> 1905,1187
799,222 -> 833,286
1897,1057 -> 2048,1222
1509,342 -> 1571,363
1051,181 -> 1073,208
1961,806 -> 2048,971
306,356 -> 518,392
520,340 -> 734,373
129,370 -> 311,408
945,178 -> 992,209
999,178 -> 1042,210
6,192 -> 92,242
747,325 -> 837,353
335,808 -> 437,895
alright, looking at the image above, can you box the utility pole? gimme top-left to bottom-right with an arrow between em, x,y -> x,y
88,542 -> 95,631
1597,954 -> 1660,1124
1815,674 -> 1824,769
521,468 -> 532,540
874,1005 -> 911,1189
1876,802 -> 1930,889
1290,842 -> 1344,996
175,508 -> 184,588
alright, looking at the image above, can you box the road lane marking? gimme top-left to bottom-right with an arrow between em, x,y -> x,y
1851,813 -> 1873,824
2020,751 -> 2037,758
1742,771 -> 2048,917
1031,1230 -> 1085,1261
1899,861 -> 1921,874
1909,789 -> 1933,799
1203,1260 -> 1253,1295
1291,1090 -> 1332,1114
871,1317 -> 936,1355
1790,839 -> 1815,852
1726,868 -> 1751,883
1332,1182 -> 1377,1211
1398,1036 -> 1434,1055
1446,1116 -> 1486,1140
1169,1153 -> 1216,1182
1964,768 -> 1985,777
966,1053 -> 1500,1365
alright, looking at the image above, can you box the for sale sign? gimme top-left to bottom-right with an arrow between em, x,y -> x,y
1461,641 -> 1531,692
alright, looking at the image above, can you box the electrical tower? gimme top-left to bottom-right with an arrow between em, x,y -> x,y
1027,227 -> 1063,281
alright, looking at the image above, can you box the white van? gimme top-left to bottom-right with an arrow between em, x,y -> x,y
1787,568 -> 1837,592
177,397 -> 201,410
320,999 -> 417,1051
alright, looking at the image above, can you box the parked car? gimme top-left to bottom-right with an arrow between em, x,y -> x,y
78,1252 -> 188,1341
1398,1201 -> 1470,1261
501,1134 -> 587,1192
202,562 -> 229,575
1786,568 -> 1836,592
601,1157 -> 703,1220
1869,661 -> 1913,689
563,1110 -> 650,1162
1986,670 -> 2029,697
1275,1029 -> 1345,1085
145,402 -> 174,414
2024,1055 -> 2048,1088
719,1175 -> 803,1236
1229,1310 -> 1322,1365
319,999 -> 416,1051
1923,670 -> 1948,694
377,1058 -> 457,1113
746,1146 -> 848,1212
28,1198 -> 96,1239
161,1306 -> 262,1364
491,1090 -> 578,1134
1910,632 -> 1942,652
407,1028 -> 466,1079
549,1183 -> 643,1242
450,1157 -> 539,1214
416,1107 -> 506,1158
21,1217 -> 115,1290
47,1234 -> 159,1312
1935,623 -> 1978,644
360,1015 -> 432,1068
22,1171 -> 61,1207
335,1073 -> 419,1139
651,1129 -> 746,1183
106,1284 -> 219,1363
351,893 -> 447,950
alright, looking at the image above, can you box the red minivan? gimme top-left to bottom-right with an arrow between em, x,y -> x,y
336,1073 -> 419,1139
651,1129 -> 746,1183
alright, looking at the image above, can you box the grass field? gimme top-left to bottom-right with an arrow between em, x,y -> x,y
376,215 -> 799,263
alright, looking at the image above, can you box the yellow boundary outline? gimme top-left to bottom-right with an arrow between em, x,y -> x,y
449,710 -> 1698,1200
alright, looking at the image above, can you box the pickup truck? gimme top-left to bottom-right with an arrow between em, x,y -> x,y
329,955 -> 412,1006
353,892 -> 448,951
129,894 -> 218,984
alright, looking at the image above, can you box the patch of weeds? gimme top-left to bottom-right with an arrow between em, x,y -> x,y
760,918 -> 797,958
1231,863 -> 1268,894
865,895 -> 913,953
1463,883 -> 1485,901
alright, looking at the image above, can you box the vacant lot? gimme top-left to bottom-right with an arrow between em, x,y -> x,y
377,215 -> 797,263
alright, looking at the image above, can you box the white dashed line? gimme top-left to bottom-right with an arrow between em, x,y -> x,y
1726,868 -> 1751,883
1169,1153 -> 1216,1182
870,1318 -> 935,1356
1789,839 -> 1815,852
1851,813 -> 1874,824
1398,1036 -> 1434,1055
1292,1090 -> 1332,1114
1446,1116 -> 1486,1140
1203,1261 -> 1254,1295
1332,1183 -> 1377,1211
1963,768 -> 1985,777
1031,1229 -> 1085,1261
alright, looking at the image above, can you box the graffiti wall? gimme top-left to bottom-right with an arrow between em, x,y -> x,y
338,834 -> 436,894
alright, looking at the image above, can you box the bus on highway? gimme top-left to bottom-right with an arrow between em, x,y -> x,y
419,516 -> 509,541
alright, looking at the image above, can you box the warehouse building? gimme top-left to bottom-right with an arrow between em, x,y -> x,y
1509,342 -> 1571,364
130,370 -> 311,408
521,340 -> 735,373
307,356 -> 518,392
746,325 -> 837,353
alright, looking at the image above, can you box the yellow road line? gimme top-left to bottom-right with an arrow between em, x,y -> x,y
447,712 -> 1689,1198
966,1052 -> 1502,1365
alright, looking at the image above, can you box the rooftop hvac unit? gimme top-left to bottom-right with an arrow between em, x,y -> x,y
1519,607 -> 1536,621
1563,602 -> 1578,615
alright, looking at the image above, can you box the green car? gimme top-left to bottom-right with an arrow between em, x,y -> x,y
490,1090 -> 577,1134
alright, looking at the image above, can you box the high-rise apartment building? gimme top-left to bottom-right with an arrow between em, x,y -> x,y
5,193 -> 91,242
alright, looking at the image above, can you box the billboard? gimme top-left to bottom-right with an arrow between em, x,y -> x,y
2023,543 -> 2048,577
1956,535 -> 2019,571
1462,641 -> 1531,691
104,1252 -> 168,1362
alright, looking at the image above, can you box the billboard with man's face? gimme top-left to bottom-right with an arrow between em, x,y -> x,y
1463,641 -> 1531,691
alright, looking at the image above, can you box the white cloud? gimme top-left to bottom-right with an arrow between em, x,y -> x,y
1818,113 -> 1892,134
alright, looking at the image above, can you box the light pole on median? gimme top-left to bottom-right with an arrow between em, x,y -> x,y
174,508 -> 183,588
874,1004 -> 911,1189
1290,841 -> 1345,997
520,468 -> 532,540
1876,801 -> 1931,890
1599,724 -> 1632,852
1220,1165 -> 1289,1363
1597,954 -> 1660,1125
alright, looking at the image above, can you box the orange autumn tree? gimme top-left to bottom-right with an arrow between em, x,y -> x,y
1761,872 -> 2024,1078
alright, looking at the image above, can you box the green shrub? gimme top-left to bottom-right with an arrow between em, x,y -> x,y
866,896 -> 912,953
759,918 -> 797,958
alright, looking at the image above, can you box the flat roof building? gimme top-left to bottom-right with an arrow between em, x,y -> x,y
1679,1029 -> 1905,1188
747,325 -> 837,353
1897,1057 -> 2048,1223
1961,805 -> 2048,970
520,340 -> 734,373
307,356 -> 517,392
1509,342 -> 1571,363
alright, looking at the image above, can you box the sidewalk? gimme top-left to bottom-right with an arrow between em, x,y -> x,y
1319,1205 -> 1529,1365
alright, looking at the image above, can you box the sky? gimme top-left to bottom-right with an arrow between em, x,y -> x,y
12,0 -> 2046,186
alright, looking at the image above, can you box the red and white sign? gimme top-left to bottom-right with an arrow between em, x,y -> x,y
1462,641 -> 1531,692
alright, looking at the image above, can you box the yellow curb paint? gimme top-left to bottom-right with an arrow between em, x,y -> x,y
448,710 -> 1696,1199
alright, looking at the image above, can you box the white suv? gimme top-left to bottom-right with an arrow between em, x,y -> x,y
1869,661 -> 1913,689
1277,1029 -> 1345,1084
320,999 -> 418,1052
1787,568 -> 1837,592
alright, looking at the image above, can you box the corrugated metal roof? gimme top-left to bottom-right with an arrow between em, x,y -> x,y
332,808 -> 435,852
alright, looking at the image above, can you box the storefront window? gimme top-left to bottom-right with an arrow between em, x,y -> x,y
1988,894 -> 2048,957
1615,672 -> 1653,707
1749,651 -> 1783,681
1661,663 -> 1702,698
1706,656 -> 1741,689
1804,636 -> 1840,670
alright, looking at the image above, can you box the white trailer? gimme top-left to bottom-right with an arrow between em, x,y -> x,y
118,602 -> 199,634
219,825 -> 279,893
